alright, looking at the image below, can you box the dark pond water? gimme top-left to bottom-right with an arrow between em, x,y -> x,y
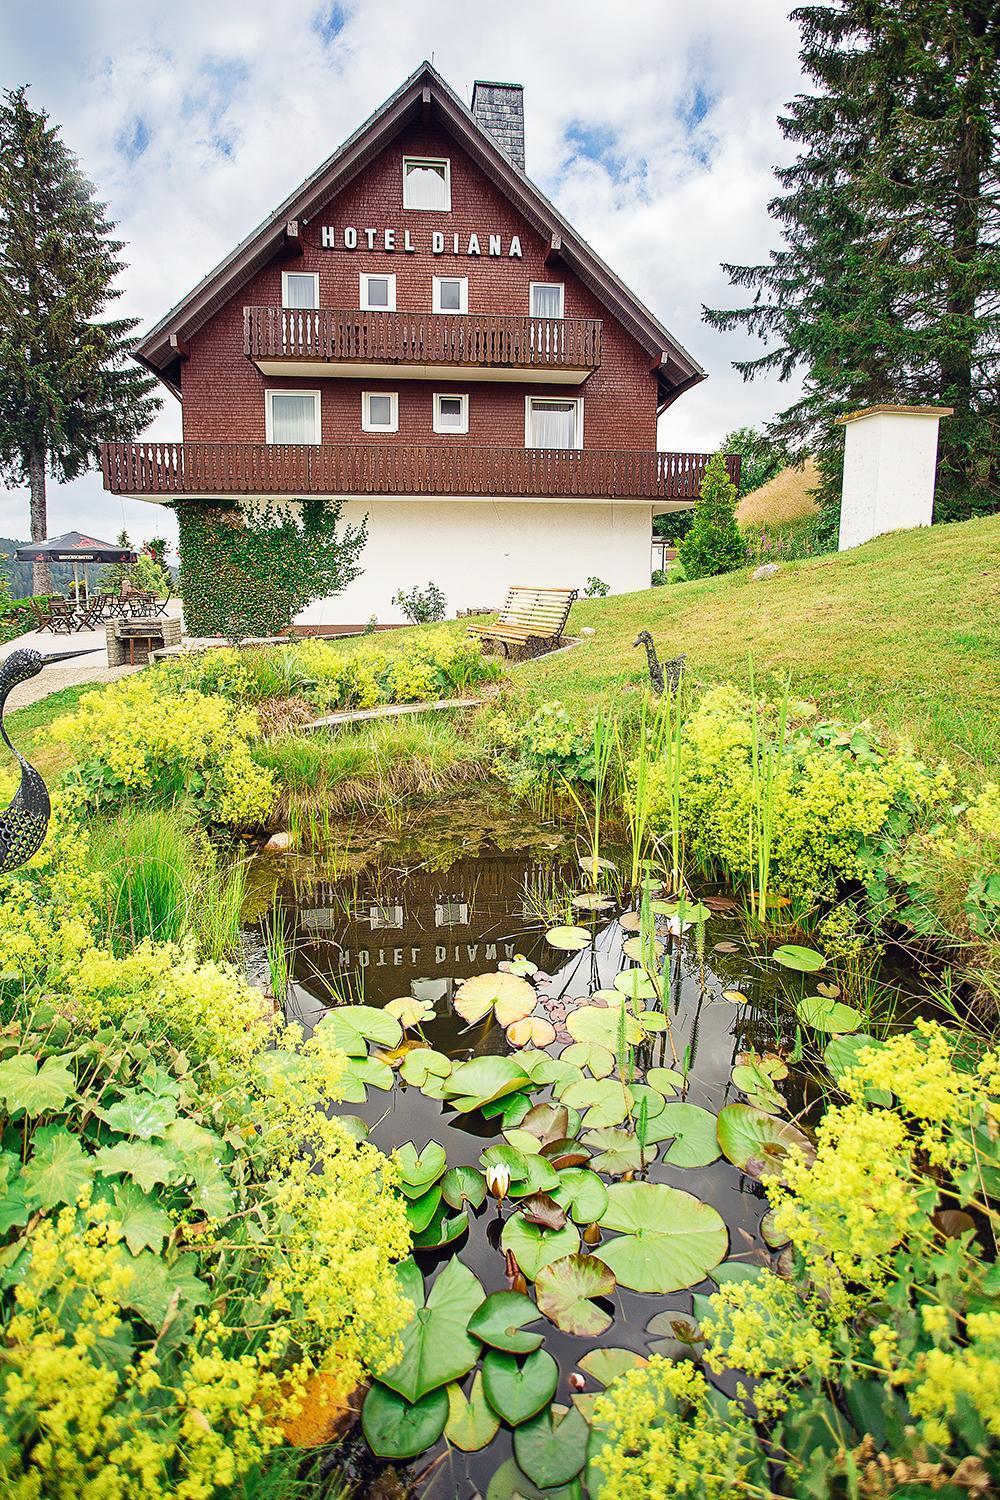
269,797 -> 927,1498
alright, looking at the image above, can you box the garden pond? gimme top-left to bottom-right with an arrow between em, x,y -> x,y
262,795 -> 936,1499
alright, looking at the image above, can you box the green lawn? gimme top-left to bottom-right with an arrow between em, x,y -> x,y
525,515 -> 1000,770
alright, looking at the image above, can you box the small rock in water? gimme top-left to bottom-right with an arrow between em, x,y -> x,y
263,831 -> 293,853
752,563 -> 781,582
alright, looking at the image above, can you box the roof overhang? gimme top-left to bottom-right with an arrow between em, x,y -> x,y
135,62 -> 706,404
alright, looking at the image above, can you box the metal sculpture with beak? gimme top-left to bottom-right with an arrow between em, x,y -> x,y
0,646 -> 101,873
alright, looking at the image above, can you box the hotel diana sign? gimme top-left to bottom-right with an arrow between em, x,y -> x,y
320,224 -> 523,258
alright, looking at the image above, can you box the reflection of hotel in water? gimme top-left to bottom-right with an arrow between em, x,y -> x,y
290,852 -> 575,1005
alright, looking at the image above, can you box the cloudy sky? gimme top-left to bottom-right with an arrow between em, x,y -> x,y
1,0 -> 807,558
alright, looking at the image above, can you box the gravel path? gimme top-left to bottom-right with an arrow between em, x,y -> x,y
4,661 -> 140,712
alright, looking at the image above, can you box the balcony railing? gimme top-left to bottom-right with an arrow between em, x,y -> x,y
101,441 -> 738,501
244,306 -> 602,372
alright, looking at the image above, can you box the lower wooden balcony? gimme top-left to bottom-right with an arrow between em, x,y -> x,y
101,442 -> 738,504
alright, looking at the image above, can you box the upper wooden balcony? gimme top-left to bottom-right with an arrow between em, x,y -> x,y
244,306 -> 602,384
101,441 -> 738,506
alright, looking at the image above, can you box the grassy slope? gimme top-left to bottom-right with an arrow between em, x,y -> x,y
526,516 -> 1000,769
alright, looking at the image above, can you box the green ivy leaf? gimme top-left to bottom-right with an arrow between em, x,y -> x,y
0,1054 -> 75,1116
93,1141 -> 177,1193
97,1088 -> 178,1140
106,1180 -> 173,1255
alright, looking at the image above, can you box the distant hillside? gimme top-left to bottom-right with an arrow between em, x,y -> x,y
737,459 -> 821,527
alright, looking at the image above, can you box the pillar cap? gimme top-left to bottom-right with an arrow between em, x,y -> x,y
835,403 -> 954,426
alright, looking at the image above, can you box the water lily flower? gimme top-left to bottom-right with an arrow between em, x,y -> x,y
485,1164 -> 511,1202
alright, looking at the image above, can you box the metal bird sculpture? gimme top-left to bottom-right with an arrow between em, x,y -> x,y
633,632 -> 686,695
0,646 -> 100,874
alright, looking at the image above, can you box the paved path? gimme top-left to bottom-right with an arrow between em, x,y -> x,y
0,619 -> 184,712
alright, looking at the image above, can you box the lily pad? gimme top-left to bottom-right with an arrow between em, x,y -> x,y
546,925 -> 593,952
558,1079 -> 633,1129
559,1041 -> 615,1079
823,1033 -> 891,1104
507,1017 -> 557,1049
796,996 -> 861,1034
550,1167 -> 609,1224
514,1403 -> 589,1488
622,935 -> 665,963
441,1165 -> 487,1211
395,1141 -> 447,1197
400,1048 -> 453,1087
581,1126 -> 653,1177
612,969 -> 659,1002
572,892 -> 613,911
379,1257 -> 484,1402
594,1182 -> 728,1292
535,1253 -> 615,1336
385,996 -> 435,1029
644,1310 -> 703,1359
628,1084 -> 667,1119
565,1004 -> 644,1049
645,1066 -> 684,1095
772,944 -> 826,973
404,1184 -> 443,1234
468,1290 -> 544,1354
454,971 -> 537,1028
716,1103 -> 815,1180
412,1204 -> 469,1250
501,1215 -> 580,1280
642,1103 -> 720,1166
445,1056 -> 530,1112
482,1348 -> 559,1426
362,1383 -> 448,1460
761,1208 -> 790,1248
486,1459 -> 584,1500
318,1004 -> 402,1055
445,1372 -> 501,1452
507,1155 -> 561,1198
519,1051 -> 583,1090
577,1347 -> 648,1387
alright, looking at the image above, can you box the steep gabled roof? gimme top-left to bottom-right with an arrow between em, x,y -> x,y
137,60 -> 706,407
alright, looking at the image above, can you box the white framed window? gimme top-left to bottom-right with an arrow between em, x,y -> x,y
281,271 -> 319,309
525,396 -> 583,451
266,389 -> 321,444
433,393 -> 469,435
432,275 -> 468,314
530,282 -> 565,318
362,390 -> 398,433
403,156 -> 451,211
360,272 -> 396,311
368,902 -> 403,929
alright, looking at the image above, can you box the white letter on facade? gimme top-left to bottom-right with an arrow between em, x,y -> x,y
384,228 -> 395,251
432,231 -> 444,254
489,234 -> 501,256
321,226 -> 335,248
509,236 -> 522,258
404,230 -> 415,252
344,227 -> 358,249
364,228 -> 377,249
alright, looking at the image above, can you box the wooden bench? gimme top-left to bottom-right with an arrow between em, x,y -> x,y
467,585 -> 578,657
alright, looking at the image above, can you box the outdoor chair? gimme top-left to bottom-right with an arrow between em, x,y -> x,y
43,600 -> 81,634
467,585 -> 579,658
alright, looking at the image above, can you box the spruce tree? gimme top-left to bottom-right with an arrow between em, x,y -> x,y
678,453 -> 747,578
0,87 -> 159,591
705,1 -> 1000,543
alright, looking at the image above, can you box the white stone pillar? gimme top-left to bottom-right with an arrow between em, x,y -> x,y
836,405 -> 953,551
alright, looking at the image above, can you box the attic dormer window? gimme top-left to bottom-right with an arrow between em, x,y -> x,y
403,156 -> 451,211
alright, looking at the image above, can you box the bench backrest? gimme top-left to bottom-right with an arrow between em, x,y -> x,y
495,586 -> 578,637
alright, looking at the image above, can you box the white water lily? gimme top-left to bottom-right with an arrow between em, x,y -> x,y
485,1164 -> 511,1202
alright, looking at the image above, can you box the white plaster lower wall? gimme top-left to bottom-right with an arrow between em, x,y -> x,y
285,497 -> 654,626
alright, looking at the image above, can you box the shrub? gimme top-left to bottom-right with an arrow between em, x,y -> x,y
48,675 -> 278,829
585,576 -> 610,598
391,581 -> 447,623
678,452 -> 747,579
650,568 -> 668,587
493,699 -> 596,788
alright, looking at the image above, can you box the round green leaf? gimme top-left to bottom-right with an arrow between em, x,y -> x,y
412,1203 -> 469,1249
362,1382 -> 448,1459
405,1184 -> 443,1234
646,1066 -> 684,1095
514,1403 -> 589,1488
796,996 -> 861,1034
501,1215 -> 580,1280
594,1182 -> 728,1292
577,1347 -> 648,1387
486,1458 -> 584,1500
716,1103 -> 815,1180
482,1348 -> 559,1426
441,1165 -> 487,1210
379,1257 -> 484,1401
445,1056 -> 530,1111
612,970 -> 659,1002
535,1253 -> 615,1336
395,1140 -> 448,1196
468,1290 -> 544,1353
771,944 -> 826,973
545,925 -> 592,951
550,1167 -> 609,1224
559,1041 -> 615,1079
581,1126 -> 653,1177
318,1004 -> 402,1055
627,1084 -> 667,1119
558,1079 -> 633,1129
445,1371 -> 501,1452
565,1004 -> 644,1049
400,1048 -> 453,1087
642,1102 -> 720,1166
454,971 -> 537,1027
518,1051 -> 584,1090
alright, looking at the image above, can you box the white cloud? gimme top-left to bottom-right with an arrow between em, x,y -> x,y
0,0 -> 806,555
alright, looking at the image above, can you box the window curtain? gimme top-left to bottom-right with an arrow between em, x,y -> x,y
532,284 -> 562,318
284,276 -> 317,309
405,162 -> 448,209
529,401 -> 576,449
270,394 -> 318,443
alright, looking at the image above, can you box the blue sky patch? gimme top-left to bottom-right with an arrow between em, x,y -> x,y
115,115 -> 150,162
313,4 -> 348,44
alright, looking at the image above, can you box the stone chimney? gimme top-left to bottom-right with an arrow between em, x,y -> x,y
471,80 -> 525,171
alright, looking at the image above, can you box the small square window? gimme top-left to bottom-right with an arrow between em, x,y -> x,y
360,273 -> 396,311
530,282 -> 565,319
362,391 -> 399,433
432,276 -> 468,314
434,900 -> 469,928
368,903 -> 403,929
403,156 -> 451,211
525,396 -> 582,450
266,390 -> 321,444
282,272 -> 318,309
433,393 -> 469,435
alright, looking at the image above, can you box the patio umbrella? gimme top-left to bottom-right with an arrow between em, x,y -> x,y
13,532 -> 137,604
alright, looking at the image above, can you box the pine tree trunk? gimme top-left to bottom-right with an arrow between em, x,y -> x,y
28,447 -> 52,595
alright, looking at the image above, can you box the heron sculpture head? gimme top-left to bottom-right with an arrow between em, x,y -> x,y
633,631 -> 654,648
